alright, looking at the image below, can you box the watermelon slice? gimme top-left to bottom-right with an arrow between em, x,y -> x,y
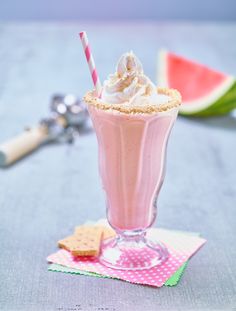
158,51 -> 236,117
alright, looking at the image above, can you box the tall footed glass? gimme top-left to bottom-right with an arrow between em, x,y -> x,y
84,87 -> 181,270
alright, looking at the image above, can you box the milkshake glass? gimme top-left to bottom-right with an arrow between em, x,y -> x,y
84,53 -> 181,270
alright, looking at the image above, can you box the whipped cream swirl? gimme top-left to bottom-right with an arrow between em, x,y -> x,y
101,51 -> 168,106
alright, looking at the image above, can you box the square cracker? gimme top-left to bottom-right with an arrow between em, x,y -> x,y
98,225 -> 116,240
74,225 -> 116,240
58,226 -> 103,256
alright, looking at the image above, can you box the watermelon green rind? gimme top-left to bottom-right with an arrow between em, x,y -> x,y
190,100 -> 236,117
179,77 -> 235,115
158,50 -> 236,117
189,83 -> 236,117
181,81 -> 236,117
187,100 -> 236,117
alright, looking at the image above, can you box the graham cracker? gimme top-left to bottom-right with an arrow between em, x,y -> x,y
84,87 -> 181,114
74,225 -> 116,241
58,226 -> 103,256
99,225 -> 116,240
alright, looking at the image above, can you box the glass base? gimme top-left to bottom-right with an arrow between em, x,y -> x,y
99,231 -> 169,270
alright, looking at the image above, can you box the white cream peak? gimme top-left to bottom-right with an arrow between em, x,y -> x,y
101,51 -> 169,106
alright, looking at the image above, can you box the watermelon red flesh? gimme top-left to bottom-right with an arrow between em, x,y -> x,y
166,52 -> 228,103
158,50 -> 236,116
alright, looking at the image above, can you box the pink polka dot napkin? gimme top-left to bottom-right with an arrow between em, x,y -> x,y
47,228 -> 206,287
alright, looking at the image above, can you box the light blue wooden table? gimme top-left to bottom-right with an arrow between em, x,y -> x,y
0,21 -> 236,311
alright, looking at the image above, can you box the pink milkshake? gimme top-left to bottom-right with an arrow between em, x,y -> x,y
84,52 -> 181,270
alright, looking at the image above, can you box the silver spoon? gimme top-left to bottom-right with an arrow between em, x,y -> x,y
0,94 -> 89,167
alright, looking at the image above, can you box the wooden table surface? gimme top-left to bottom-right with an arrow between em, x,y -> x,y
0,21 -> 236,311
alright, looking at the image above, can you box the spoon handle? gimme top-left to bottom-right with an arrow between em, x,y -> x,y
0,126 -> 48,167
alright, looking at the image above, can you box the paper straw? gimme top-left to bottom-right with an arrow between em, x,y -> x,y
79,31 -> 102,97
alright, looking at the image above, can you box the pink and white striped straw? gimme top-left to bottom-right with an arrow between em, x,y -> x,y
79,31 -> 102,97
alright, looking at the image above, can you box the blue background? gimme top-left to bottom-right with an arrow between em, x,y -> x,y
0,0 -> 236,21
